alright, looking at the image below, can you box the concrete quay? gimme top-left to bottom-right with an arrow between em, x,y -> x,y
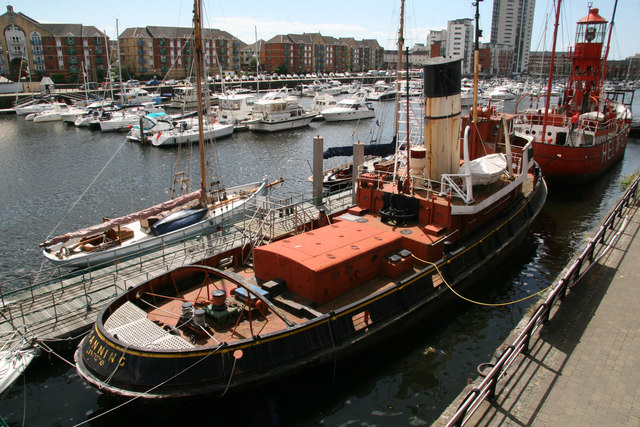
436,189 -> 640,426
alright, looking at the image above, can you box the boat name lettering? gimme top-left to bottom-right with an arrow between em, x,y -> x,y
86,333 -> 124,367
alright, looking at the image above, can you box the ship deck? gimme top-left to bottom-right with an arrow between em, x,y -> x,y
140,262 -> 426,348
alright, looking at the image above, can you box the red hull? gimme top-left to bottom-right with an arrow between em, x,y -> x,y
533,126 -> 629,186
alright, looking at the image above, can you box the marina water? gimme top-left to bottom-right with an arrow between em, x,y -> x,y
1,94 -> 639,425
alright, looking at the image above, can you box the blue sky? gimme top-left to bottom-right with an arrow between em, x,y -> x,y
12,0 -> 639,60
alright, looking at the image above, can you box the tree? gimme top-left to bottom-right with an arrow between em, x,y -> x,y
275,65 -> 289,75
248,57 -> 258,71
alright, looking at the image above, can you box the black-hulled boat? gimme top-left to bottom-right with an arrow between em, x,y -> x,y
75,0 -> 546,400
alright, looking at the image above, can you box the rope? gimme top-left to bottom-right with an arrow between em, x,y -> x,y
74,342 -> 225,427
220,354 -> 238,397
44,139 -> 128,242
36,340 -> 75,368
411,254 -> 555,307
102,343 -> 131,388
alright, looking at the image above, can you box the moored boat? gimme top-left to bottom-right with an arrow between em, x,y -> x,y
40,2 -> 267,269
245,91 -> 315,132
513,4 -> 632,186
75,50 -> 547,399
321,95 -> 376,122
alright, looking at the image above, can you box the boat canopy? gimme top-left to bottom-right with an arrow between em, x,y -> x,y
42,189 -> 205,247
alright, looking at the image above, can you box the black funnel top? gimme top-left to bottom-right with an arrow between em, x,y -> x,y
423,59 -> 461,98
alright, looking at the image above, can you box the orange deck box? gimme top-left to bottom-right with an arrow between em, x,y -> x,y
254,220 -> 402,305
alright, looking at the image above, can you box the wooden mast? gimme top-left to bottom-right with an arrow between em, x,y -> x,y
541,0 -> 562,143
193,0 -> 208,200
394,0 -> 405,138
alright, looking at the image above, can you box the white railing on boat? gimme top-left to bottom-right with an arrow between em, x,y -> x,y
0,187 -> 355,342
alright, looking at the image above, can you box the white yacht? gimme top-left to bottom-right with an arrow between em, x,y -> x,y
320,96 -> 375,122
99,103 -> 165,132
486,86 -> 515,101
365,82 -> 397,101
245,92 -> 315,132
150,119 -> 234,147
311,93 -> 337,114
214,93 -> 256,127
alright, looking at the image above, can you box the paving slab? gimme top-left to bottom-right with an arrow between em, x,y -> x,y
436,201 -> 640,426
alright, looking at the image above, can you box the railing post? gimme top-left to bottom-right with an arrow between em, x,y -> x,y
51,293 -> 58,323
313,135 -> 324,206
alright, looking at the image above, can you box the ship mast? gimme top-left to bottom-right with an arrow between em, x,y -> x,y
394,0 -> 405,137
540,0 -> 562,143
193,0 -> 208,200
472,0 -> 482,124
600,0 -> 619,88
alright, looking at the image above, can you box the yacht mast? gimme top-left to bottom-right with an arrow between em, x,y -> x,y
193,0 -> 208,197
255,26 -> 260,94
540,0 -> 562,143
116,19 -> 123,92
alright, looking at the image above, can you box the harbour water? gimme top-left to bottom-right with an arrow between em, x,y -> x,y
1,94 -> 639,425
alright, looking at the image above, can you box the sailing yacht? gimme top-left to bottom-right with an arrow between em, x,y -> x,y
40,7 -> 269,269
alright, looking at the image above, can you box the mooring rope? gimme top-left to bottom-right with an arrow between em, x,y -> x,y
411,254 -> 555,307
74,341 -> 225,427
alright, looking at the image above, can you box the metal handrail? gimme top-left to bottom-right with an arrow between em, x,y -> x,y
446,174 -> 640,426
0,188 -> 355,335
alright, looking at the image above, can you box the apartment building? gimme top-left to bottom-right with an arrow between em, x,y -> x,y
119,26 -> 245,79
490,0 -> 535,74
446,18 -> 474,75
0,5 -> 108,82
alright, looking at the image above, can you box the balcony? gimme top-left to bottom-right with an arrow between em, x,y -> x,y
94,47 -> 103,55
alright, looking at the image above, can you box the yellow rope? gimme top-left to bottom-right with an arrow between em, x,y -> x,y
411,254 -> 553,307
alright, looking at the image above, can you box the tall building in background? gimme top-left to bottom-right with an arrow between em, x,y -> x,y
490,0 -> 536,74
446,18 -> 474,74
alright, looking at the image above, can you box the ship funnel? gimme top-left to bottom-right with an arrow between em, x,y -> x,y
423,59 -> 461,181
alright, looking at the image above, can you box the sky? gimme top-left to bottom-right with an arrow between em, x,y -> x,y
10,0 -> 639,61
